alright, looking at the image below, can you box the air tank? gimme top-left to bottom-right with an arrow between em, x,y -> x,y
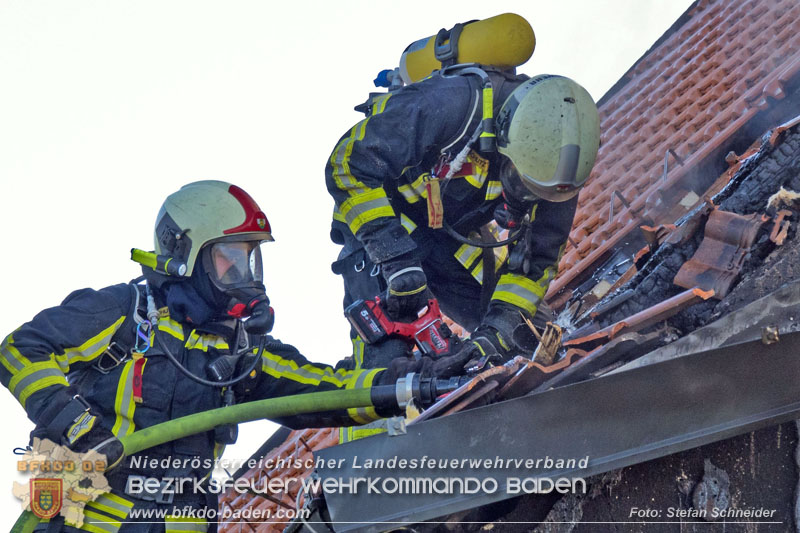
398,13 -> 535,85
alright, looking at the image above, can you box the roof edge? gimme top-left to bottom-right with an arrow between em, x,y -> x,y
597,0 -> 702,108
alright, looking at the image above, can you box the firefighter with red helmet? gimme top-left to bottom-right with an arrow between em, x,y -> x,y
1,181 -> 461,531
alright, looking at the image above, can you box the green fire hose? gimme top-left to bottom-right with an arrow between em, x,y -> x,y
11,387 -> 375,533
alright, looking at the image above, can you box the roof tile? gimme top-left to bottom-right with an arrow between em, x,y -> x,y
547,0 -> 800,301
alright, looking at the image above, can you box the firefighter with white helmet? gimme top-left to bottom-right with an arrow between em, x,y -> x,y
2,181 -> 466,531
326,27 -> 600,395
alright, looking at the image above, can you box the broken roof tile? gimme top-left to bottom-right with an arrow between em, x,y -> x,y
547,0 -> 800,304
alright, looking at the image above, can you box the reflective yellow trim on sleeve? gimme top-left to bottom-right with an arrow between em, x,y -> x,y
346,368 -> 382,424
52,315 -> 127,373
397,173 -> 430,204
261,351 -> 353,388
81,509 -> 122,533
491,269 -> 556,316
18,376 -> 69,409
0,333 -> 30,373
330,94 -> 393,197
339,188 -> 396,235
85,493 -> 133,519
333,205 -> 346,223
399,213 -> 417,234
9,361 -> 68,408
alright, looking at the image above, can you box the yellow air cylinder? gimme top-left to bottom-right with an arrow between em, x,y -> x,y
399,13 -> 535,85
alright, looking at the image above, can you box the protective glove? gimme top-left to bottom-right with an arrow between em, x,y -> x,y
33,393 -> 124,471
68,423 -> 125,472
461,304 -> 544,371
470,302 -> 551,363
381,256 -> 429,321
455,333 -> 507,373
376,349 -> 475,386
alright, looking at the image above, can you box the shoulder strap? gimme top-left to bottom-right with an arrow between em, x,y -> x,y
92,284 -> 147,374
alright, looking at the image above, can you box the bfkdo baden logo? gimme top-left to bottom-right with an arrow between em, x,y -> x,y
30,478 -> 63,519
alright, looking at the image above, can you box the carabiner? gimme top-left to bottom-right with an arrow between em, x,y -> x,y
134,320 -> 152,354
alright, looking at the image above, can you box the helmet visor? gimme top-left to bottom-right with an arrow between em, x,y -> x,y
500,157 -> 580,203
499,158 -> 539,203
208,241 -> 263,288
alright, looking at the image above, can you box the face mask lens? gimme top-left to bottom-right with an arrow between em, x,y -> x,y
500,159 -> 538,203
210,242 -> 263,286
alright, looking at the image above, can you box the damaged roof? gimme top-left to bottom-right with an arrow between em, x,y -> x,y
547,0 -> 800,306
219,0 -> 800,529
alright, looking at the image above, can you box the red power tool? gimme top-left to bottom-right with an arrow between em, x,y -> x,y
345,296 -> 459,357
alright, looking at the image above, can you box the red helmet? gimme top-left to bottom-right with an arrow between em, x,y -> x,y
154,181 -> 273,299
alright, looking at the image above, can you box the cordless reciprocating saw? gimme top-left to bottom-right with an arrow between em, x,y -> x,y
345,296 -> 459,357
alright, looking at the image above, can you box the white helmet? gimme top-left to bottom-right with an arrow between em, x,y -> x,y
154,180 -> 273,284
496,74 -> 600,202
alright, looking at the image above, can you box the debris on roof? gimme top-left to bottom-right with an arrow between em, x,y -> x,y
546,0 -> 800,309
218,0 -> 800,529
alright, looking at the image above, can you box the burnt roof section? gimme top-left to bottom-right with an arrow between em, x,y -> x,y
547,0 -> 800,303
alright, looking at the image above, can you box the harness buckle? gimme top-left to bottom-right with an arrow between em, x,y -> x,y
93,342 -> 129,374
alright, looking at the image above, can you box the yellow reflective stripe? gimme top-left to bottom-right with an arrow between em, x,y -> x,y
352,337 -> 365,370
19,376 -> 69,409
399,213 -> 417,234
339,424 -> 386,443
166,516 -> 207,532
112,359 -> 141,436
330,94 -> 393,196
494,245 -> 509,267
184,330 -> 229,352
471,261 -> 484,284
157,317 -> 184,340
339,188 -> 396,235
9,361 -> 68,408
491,269 -> 556,316
486,180 -> 503,200
455,243 -> 482,270
261,351 -> 355,387
372,93 -> 391,114
333,205 -> 346,223
389,284 -> 427,297
0,333 -> 29,373
397,173 -> 429,204
346,368 -> 381,423
81,509 -> 121,533
213,442 -> 226,461
85,493 -> 133,519
53,316 -> 127,373
463,152 -> 489,189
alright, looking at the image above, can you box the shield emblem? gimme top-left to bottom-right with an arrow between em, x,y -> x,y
30,478 -> 63,519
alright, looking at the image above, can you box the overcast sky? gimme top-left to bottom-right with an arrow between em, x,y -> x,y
0,0 -> 694,523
